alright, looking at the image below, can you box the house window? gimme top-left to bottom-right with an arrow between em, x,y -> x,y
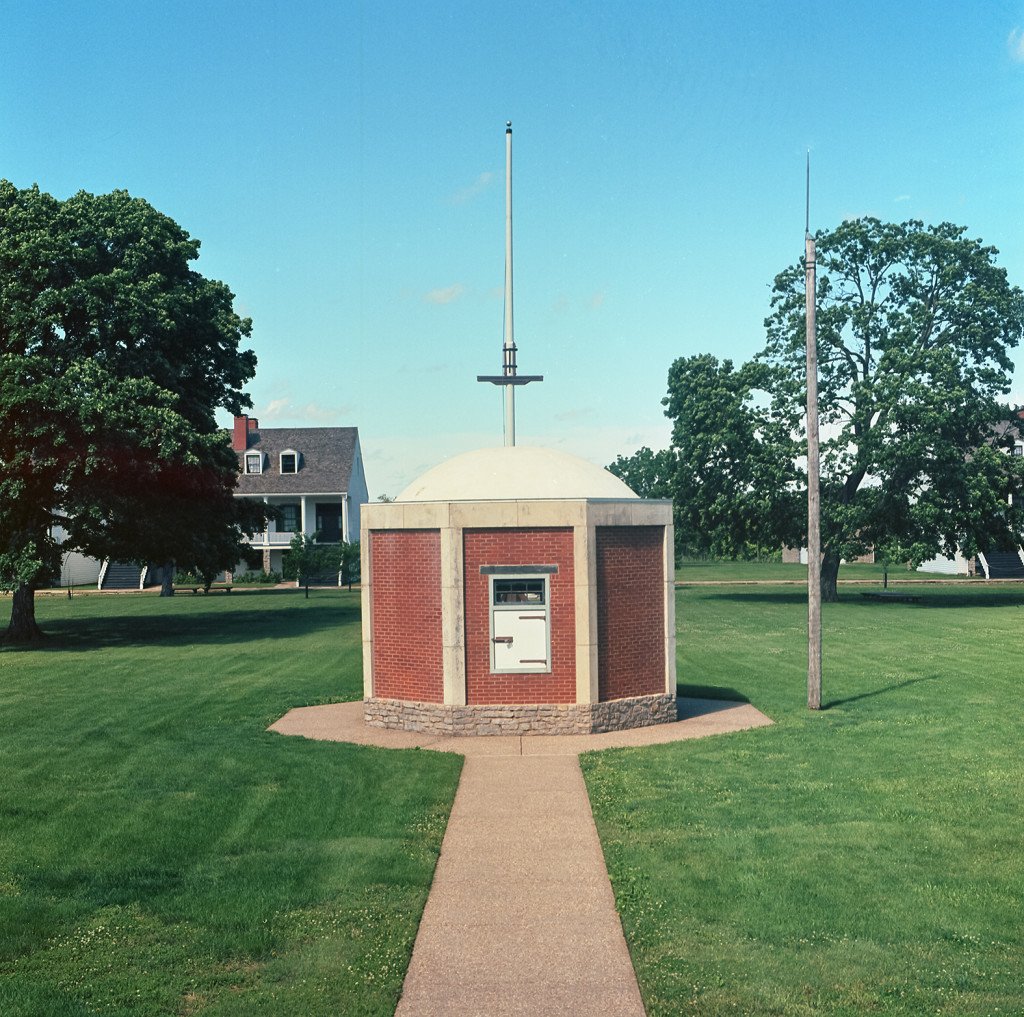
280,451 -> 299,474
1013,445 -> 1023,457
245,453 -> 262,474
489,574 -> 551,674
280,504 -> 300,532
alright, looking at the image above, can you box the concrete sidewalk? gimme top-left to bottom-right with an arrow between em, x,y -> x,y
396,754 -> 644,1016
268,699 -> 773,1016
268,696 -> 773,756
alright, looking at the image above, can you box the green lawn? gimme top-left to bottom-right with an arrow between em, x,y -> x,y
5,584 -> 1022,1016
582,584 -> 1024,1016
0,590 -> 463,1017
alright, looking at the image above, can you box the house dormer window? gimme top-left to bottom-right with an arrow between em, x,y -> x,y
245,452 -> 263,474
280,450 -> 299,474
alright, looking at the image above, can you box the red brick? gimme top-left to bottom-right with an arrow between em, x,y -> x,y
596,527 -> 664,701
370,530 -> 444,702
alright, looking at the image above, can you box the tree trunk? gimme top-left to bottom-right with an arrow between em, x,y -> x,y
160,560 -> 175,597
4,584 -> 45,643
820,550 -> 841,603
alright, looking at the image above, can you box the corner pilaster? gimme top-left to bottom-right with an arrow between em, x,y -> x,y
441,523 -> 467,705
574,518 -> 599,704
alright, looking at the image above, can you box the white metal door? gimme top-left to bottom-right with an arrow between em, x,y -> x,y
492,610 -> 548,670
490,575 -> 550,672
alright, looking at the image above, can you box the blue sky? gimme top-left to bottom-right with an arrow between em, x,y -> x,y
3,1 -> 1023,497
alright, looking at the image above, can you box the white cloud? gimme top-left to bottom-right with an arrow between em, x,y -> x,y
262,397 -> 291,419
554,407 -> 595,422
424,283 -> 465,304
448,171 -> 494,203
296,402 -> 350,423
1008,28 -> 1024,62
397,362 -> 449,375
257,397 -> 349,425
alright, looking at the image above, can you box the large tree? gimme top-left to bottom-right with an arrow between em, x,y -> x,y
661,218 -> 1024,598
1,182 -> 266,641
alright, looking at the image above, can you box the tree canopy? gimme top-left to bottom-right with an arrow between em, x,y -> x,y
1,181 -> 267,641
619,218 -> 1024,597
607,446 -> 678,500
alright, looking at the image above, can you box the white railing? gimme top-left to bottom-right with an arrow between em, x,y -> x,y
244,531 -> 296,546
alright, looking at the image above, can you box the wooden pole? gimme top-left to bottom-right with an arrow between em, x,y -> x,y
805,228 -> 822,710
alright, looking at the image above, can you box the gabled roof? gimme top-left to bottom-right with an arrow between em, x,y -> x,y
235,426 -> 361,495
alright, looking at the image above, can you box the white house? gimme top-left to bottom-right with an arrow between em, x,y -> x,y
232,415 -> 369,575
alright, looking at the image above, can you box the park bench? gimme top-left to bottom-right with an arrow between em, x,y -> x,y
182,585 -> 232,595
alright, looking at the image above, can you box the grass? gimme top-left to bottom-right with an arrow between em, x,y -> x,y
582,583 -> 1024,1016
5,583 -> 1022,1016
0,590 -> 463,1017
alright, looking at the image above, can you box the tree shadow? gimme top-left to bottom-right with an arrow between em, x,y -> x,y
2,593 -> 360,653
823,675 -> 938,709
690,589 -> 811,605
690,587 -> 1024,609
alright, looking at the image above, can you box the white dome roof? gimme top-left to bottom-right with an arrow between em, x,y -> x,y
397,446 -> 639,502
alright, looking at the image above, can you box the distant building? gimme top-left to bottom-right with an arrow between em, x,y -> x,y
232,415 -> 369,575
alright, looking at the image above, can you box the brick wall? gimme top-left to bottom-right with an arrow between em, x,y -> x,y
596,526 -> 665,701
370,529 -> 444,703
463,528 -> 576,705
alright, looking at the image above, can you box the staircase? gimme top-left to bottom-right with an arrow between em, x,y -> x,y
100,562 -> 145,590
979,549 -> 1024,579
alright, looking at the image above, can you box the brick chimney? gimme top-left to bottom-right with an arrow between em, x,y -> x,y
233,415 -> 258,451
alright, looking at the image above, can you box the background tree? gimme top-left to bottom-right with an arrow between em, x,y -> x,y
764,218 -> 1024,599
286,532 -> 326,599
620,219 -> 1024,590
284,532 -> 361,597
607,446 -> 678,499
0,181 -> 266,641
338,540 -> 360,589
658,354 -> 803,560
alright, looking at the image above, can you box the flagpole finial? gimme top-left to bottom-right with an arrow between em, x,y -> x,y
805,149 -> 811,238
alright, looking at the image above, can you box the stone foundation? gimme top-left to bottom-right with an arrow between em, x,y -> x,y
363,693 -> 677,736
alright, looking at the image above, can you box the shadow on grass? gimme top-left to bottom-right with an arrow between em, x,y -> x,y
3,598 -> 359,654
691,587 -> 1024,609
823,675 -> 939,710
676,683 -> 751,704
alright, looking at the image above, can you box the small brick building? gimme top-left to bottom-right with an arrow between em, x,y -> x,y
361,446 -> 676,735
